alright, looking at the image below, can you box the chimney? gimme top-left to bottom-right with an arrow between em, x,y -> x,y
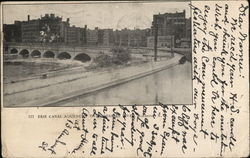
28,15 -> 30,21
67,18 -> 70,23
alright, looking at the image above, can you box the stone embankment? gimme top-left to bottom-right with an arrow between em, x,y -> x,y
4,54 -> 183,107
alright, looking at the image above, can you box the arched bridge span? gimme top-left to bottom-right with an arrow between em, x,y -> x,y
4,43 -> 110,62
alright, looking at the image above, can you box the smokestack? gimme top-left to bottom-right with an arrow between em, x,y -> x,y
28,15 -> 30,21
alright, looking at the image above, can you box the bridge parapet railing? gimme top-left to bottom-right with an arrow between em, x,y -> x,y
5,42 -> 119,49
5,42 -> 180,53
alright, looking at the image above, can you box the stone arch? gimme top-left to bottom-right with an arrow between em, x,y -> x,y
58,52 -> 71,60
31,50 -> 41,58
19,49 -> 29,58
43,51 -> 55,58
10,48 -> 18,54
74,53 -> 91,62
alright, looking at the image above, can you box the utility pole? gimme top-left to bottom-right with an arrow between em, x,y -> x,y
171,35 -> 174,57
119,34 -> 121,47
154,20 -> 158,62
128,32 -> 130,48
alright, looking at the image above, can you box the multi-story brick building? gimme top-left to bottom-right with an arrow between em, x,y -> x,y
65,26 -> 79,44
21,16 -> 40,43
4,11 -> 190,48
18,14 -> 70,43
129,29 -> 150,47
4,14 -> 87,44
147,36 -> 175,48
3,14 -> 87,46
39,14 -> 69,43
98,29 -> 114,46
86,27 -> 99,45
113,28 -> 149,47
179,18 -> 191,48
147,10 -> 190,48
3,21 -> 22,42
151,10 -> 186,37
113,29 -> 130,47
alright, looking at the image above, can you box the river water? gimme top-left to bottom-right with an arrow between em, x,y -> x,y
60,62 -> 192,106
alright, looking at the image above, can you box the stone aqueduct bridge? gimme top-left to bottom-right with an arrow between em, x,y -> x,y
4,42 -> 113,62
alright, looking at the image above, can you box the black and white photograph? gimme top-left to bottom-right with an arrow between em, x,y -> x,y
1,1 -> 249,158
2,1 -> 192,107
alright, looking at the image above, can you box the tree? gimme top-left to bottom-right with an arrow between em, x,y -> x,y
93,47 -> 132,68
111,47 -> 131,65
93,54 -> 112,67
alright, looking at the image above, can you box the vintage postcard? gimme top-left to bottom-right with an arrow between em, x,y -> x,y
2,1 -> 192,107
1,1 -> 249,158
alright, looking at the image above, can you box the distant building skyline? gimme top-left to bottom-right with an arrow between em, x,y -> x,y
2,2 -> 190,30
3,10 -> 191,49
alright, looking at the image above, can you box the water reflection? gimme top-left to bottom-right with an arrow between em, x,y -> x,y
61,62 -> 192,106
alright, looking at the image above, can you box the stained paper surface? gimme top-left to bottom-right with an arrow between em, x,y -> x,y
1,1 -> 249,157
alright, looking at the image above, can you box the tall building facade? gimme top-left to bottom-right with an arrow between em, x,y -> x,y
39,14 -> 69,43
86,27 -> 99,45
147,36 -> 174,48
151,10 -> 186,37
4,14 -> 86,45
20,14 -> 67,43
3,21 -> 22,42
97,29 -> 114,46
4,11 -> 190,48
129,29 -> 150,47
147,10 -> 190,48
179,18 -> 191,48
21,17 -> 40,42
113,28 -> 150,47
113,29 -> 130,47
65,26 -> 83,44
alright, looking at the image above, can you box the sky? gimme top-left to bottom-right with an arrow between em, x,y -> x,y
2,1 -> 190,30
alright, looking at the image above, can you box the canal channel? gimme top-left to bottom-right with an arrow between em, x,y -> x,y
58,62 -> 192,106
